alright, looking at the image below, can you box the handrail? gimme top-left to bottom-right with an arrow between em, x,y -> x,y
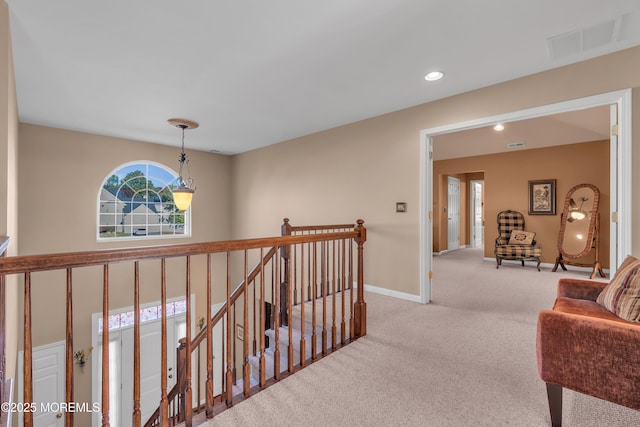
282,218 -> 355,234
0,232 -> 356,275
191,246 -> 278,349
144,246 -> 279,427
3,219 -> 366,427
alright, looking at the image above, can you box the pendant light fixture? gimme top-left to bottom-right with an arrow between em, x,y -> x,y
168,118 -> 198,211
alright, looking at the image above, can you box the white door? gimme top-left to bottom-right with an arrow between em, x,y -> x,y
447,176 -> 461,251
18,342 -> 65,427
121,320 -> 179,427
471,181 -> 484,248
92,298 -> 191,427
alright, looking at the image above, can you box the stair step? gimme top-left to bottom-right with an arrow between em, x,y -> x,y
247,349 -> 289,383
232,375 -> 259,396
244,290 -> 354,384
266,326 -> 346,359
290,291 -> 353,334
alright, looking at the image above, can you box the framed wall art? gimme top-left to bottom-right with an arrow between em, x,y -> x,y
529,179 -> 556,215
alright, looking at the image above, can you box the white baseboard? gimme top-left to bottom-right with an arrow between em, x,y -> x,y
361,283 -> 422,303
435,245 -> 471,256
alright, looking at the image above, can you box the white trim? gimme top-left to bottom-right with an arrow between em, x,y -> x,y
616,93 -> 633,276
420,90 -> 632,137
420,89 -> 632,303
91,294 -> 196,427
363,283 -> 422,304
469,180 -> 484,248
419,137 -> 432,304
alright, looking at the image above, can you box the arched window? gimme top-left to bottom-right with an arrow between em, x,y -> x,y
98,161 -> 191,240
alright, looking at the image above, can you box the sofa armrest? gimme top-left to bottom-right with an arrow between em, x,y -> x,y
557,278 -> 608,301
537,309 -> 640,410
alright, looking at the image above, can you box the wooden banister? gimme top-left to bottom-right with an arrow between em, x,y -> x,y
282,218 -> 356,234
0,233 -> 357,275
0,221 -> 366,427
190,247 -> 278,349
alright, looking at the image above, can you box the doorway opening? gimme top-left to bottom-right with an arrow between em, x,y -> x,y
447,176 -> 461,251
419,89 -> 632,304
470,180 -> 485,249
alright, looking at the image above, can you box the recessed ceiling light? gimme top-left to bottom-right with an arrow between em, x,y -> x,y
424,71 -> 444,81
494,124 -> 505,131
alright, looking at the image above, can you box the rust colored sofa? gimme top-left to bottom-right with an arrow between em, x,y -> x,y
536,278 -> 640,426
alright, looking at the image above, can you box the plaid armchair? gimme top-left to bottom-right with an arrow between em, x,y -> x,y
494,210 -> 541,271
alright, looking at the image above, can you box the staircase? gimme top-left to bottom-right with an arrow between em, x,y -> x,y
0,219 -> 366,427
142,219 -> 367,427
233,288 -> 353,396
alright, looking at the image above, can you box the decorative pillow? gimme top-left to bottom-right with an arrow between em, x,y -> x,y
508,230 -> 535,245
597,255 -> 640,322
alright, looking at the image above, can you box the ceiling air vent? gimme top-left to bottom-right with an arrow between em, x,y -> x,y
547,14 -> 629,60
507,141 -> 525,149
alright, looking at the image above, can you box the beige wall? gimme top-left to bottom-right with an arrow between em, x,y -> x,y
18,124 -> 232,254
433,140 -> 610,268
17,124 -> 232,419
1,0 -> 19,387
231,46 -> 640,297
18,123 -> 234,336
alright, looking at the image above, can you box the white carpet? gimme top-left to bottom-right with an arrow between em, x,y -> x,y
202,248 -> 640,426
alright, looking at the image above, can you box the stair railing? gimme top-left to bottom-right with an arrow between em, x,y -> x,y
0,219 -> 365,427
144,246 -> 278,426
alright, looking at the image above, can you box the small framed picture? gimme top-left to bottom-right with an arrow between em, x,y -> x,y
236,324 -> 244,341
528,179 -> 556,215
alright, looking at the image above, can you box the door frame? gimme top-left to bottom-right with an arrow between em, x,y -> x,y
90,295 -> 195,427
419,89 -> 632,304
469,179 -> 484,248
447,176 -> 461,251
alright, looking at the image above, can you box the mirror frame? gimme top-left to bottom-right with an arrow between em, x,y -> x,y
557,183 -> 600,260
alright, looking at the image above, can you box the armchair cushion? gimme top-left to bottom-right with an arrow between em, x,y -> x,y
508,230 -> 535,245
597,255 -> 640,322
494,245 -> 541,258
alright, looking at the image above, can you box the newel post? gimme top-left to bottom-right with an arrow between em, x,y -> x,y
354,220 -> 367,337
280,218 -> 292,326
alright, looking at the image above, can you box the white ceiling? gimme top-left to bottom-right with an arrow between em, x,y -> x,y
7,1 -> 640,155
433,105 -> 610,160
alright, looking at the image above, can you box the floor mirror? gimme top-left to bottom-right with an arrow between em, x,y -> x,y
552,183 -> 606,279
